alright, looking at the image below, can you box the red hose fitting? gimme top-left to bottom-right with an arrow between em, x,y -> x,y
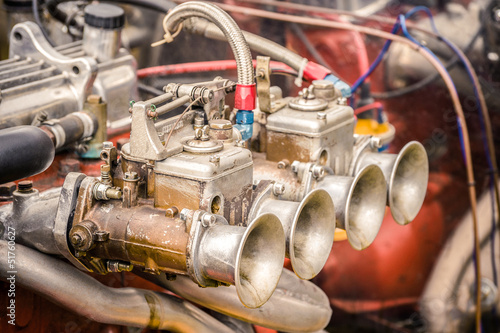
235,84 -> 256,110
303,62 -> 331,81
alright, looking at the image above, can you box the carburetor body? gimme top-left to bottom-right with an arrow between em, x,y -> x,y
265,81 -> 354,175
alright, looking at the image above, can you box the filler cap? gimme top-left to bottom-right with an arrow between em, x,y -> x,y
84,4 -> 125,30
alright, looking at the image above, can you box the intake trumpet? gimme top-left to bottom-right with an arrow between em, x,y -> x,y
317,164 -> 387,250
354,141 -> 429,225
189,212 -> 286,309
250,188 -> 335,280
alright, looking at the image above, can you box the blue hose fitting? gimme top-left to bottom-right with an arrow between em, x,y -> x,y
234,110 -> 254,142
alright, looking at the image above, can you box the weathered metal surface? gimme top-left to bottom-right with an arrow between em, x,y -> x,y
265,98 -> 355,175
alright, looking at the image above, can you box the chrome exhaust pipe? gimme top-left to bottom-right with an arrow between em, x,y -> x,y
318,164 -> 387,250
250,189 -> 336,280
194,213 -> 286,308
355,141 -> 429,225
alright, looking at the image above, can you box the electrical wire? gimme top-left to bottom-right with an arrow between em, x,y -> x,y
371,26 -> 482,99
288,22 -> 332,71
354,101 -> 383,117
399,11 -> 483,332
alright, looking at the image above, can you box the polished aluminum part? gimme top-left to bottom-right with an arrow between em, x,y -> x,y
83,25 -> 122,63
354,141 -> 429,225
1,21 -> 136,127
250,188 -> 335,280
318,164 -> 387,250
0,186 -> 61,254
0,240 -> 234,333
194,213 -> 286,308
142,268 -> 332,333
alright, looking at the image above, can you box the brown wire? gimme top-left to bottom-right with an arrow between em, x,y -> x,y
169,1 -> 485,330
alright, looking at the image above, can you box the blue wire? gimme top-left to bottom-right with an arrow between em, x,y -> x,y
350,18 -> 401,95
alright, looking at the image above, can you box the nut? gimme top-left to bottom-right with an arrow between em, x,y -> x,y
273,183 -> 286,196
201,213 -> 216,227
311,165 -> 325,179
180,208 -> 191,221
291,161 -> 301,173
370,136 -> 382,149
209,155 -> 220,164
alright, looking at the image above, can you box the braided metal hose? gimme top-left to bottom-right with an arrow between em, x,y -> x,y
163,2 -> 254,86
184,17 -> 307,72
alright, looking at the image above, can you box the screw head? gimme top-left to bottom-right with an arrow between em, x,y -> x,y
291,161 -> 301,173
124,171 -> 139,180
317,112 -> 327,120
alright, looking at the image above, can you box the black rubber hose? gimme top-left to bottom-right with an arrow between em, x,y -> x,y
0,126 -> 55,183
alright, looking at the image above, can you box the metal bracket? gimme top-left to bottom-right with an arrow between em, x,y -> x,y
9,22 -> 98,110
348,135 -> 374,176
53,172 -> 91,272
185,210 -> 228,288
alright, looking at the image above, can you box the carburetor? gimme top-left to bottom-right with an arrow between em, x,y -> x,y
60,78 -> 336,309
253,77 -> 429,250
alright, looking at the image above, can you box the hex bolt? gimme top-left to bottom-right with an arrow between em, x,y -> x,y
291,161 -> 301,173
273,183 -> 286,196
277,160 -> 290,169
0,182 -> 16,201
209,155 -> 220,164
94,230 -> 110,242
201,213 -> 216,227
166,206 -> 179,218
17,180 -> 34,193
370,136 -> 382,149
311,165 -> 325,179
180,208 -> 191,221
317,112 -> 327,120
